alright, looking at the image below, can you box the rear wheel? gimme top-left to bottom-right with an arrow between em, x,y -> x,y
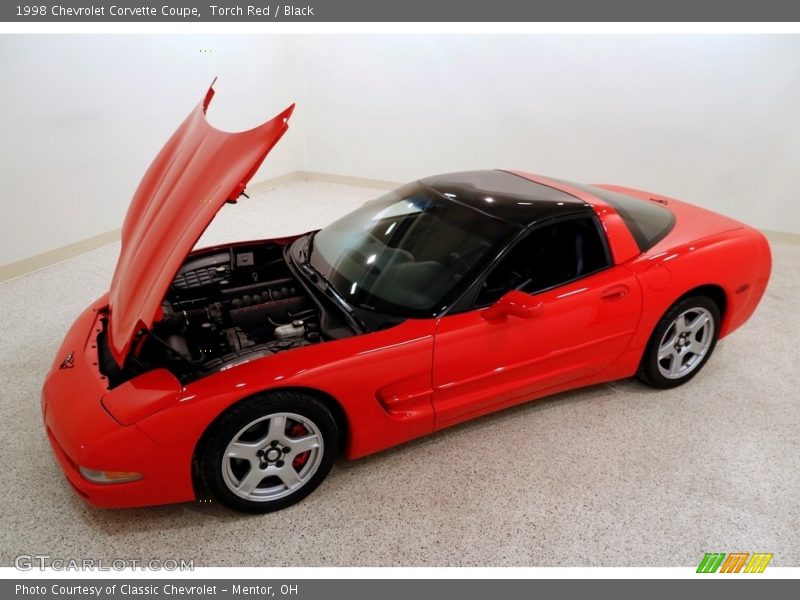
638,295 -> 720,389
199,392 -> 338,513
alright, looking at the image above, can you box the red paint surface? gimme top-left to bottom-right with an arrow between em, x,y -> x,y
107,82 -> 294,363
43,94 -> 772,509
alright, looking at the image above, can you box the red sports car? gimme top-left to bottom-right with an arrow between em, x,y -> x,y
43,86 -> 771,513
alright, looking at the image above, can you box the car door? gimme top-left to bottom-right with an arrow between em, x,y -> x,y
431,215 -> 642,428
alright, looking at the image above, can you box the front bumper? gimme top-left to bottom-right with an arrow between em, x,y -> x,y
42,297 -> 196,508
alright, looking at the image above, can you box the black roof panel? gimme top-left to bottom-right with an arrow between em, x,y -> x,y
420,170 -> 590,226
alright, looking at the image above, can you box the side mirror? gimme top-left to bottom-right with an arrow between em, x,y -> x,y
483,290 -> 543,321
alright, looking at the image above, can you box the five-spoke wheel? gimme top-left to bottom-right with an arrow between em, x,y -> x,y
656,307 -> 715,380
222,412 -> 324,502
639,295 -> 720,389
198,392 -> 338,513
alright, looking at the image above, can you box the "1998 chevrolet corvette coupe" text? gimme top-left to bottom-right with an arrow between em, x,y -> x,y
42,85 -> 771,512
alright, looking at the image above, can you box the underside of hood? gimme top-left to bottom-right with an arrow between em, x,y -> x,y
107,82 -> 294,364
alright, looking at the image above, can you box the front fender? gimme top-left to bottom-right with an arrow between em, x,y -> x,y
135,319 -> 437,459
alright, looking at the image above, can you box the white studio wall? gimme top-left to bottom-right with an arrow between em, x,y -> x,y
2,34 -> 799,271
300,35 -> 800,237
0,35 -> 302,267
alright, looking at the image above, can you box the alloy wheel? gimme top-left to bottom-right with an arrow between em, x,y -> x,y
221,412 -> 324,502
656,307 -> 715,380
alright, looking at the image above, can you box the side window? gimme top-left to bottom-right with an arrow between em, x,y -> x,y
476,216 -> 611,306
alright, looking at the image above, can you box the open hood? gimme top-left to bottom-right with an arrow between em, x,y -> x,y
107,82 -> 294,364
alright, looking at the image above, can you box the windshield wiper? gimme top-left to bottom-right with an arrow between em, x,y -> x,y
321,279 -> 368,332
301,231 -> 314,264
292,234 -> 368,333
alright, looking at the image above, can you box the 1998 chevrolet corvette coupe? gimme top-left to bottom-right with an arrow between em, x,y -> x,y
43,85 -> 771,512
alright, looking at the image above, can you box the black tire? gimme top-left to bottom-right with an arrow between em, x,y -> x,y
638,295 -> 721,389
198,391 -> 338,513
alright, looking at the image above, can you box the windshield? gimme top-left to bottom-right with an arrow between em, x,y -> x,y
309,182 -> 518,317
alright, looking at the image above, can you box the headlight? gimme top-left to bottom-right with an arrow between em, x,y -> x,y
78,467 -> 142,484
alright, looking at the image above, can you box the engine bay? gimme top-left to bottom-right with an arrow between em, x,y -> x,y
100,240 -> 356,386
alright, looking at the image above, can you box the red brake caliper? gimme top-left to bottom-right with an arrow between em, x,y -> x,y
290,422 -> 310,469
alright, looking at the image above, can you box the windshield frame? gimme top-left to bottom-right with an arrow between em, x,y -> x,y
305,182 -> 520,320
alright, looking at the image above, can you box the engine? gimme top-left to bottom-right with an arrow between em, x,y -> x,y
139,240 -> 351,381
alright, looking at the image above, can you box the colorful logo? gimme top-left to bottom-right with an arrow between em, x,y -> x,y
697,552 -> 773,573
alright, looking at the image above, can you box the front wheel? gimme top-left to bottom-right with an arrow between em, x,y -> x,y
638,295 -> 720,389
199,392 -> 338,513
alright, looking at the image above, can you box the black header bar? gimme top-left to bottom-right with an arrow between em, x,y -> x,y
3,0 -> 800,23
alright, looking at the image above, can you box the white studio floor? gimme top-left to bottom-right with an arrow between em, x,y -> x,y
1,179 -> 798,567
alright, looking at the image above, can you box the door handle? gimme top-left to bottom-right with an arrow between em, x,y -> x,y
601,284 -> 630,302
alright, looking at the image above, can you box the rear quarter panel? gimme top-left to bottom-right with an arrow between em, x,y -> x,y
597,185 -> 772,378
630,227 -> 770,339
